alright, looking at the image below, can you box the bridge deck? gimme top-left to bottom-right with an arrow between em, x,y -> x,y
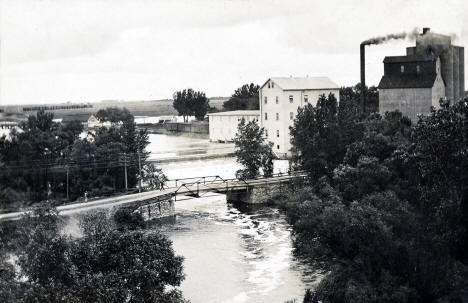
0,172 -> 307,221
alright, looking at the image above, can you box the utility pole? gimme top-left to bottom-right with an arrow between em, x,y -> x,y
124,152 -> 128,190
138,151 -> 142,192
66,165 -> 69,201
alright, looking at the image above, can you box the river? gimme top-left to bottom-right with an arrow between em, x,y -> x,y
1,129 -> 320,302
150,134 -> 320,303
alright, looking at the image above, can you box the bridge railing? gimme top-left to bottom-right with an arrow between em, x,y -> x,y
170,170 -> 306,188
169,170 -> 308,200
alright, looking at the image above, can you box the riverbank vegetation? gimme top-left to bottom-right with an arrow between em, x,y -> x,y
0,108 -> 167,211
279,93 -> 468,302
0,206 -> 187,302
234,118 -> 275,179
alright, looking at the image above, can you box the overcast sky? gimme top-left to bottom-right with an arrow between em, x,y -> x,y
1,0 -> 467,105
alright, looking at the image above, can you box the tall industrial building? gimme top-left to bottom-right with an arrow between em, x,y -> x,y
259,76 -> 340,158
378,28 -> 464,122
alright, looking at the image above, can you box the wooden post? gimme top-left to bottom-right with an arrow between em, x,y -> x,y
138,152 -> 142,193
66,166 -> 69,201
124,152 -> 128,190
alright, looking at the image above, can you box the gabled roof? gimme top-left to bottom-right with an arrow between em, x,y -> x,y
383,54 -> 436,63
261,77 -> 339,90
378,73 -> 439,89
208,110 -> 260,116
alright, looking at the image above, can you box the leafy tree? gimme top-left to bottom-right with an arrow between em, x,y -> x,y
173,88 -> 210,122
0,206 -> 187,302
0,108 -> 164,209
140,163 -> 168,190
278,96 -> 468,302
191,91 -> 210,121
223,83 -> 260,111
234,119 -> 275,179
290,93 -> 362,181
340,84 -> 379,115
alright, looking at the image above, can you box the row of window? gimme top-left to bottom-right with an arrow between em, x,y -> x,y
264,112 -> 294,120
265,129 -> 280,138
264,95 -> 309,104
400,65 -> 421,73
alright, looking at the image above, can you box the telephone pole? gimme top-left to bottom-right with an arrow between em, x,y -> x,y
66,165 -> 69,201
138,151 -> 142,192
124,152 -> 128,190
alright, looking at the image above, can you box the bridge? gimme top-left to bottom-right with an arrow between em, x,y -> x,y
0,171 -> 307,221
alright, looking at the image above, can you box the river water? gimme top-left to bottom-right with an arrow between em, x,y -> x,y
151,134 -> 320,303
1,129 -> 320,302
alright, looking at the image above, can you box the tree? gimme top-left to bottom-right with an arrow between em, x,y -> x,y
0,108 -> 160,209
191,91 -> 210,121
234,119 -> 275,179
277,97 -> 468,302
223,83 -> 260,111
173,89 -> 210,122
0,206 -> 188,302
140,163 -> 168,190
290,93 -> 362,181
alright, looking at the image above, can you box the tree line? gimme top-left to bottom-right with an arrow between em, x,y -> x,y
272,91 -> 468,302
0,108 -> 166,210
0,205 -> 187,302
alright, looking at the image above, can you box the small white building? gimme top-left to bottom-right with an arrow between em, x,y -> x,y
87,115 -> 101,128
259,76 -> 340,158
208,110 -> 260,142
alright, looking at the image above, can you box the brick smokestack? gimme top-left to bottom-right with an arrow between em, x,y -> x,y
360,43 -> 366,114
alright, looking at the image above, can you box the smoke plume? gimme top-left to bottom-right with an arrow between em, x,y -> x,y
361,28 -> 420,46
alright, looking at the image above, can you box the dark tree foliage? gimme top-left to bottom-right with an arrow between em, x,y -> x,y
290,93 -> 363,181
234,119 -> 275,179
173,88 -> 210,121
223,83 -> 260,111
95,107 -> 133,124
340,84 -> 379,114
0,108 -> 165,210
0,206 -> 187,303
281,97 -> 468,302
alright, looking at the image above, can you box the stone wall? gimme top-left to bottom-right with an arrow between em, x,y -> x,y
226,182 -> 292,204
135,199 -> 175,221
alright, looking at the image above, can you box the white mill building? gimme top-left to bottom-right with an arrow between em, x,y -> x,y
259,76 -> 340,158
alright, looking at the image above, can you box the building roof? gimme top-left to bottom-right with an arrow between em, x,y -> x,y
207,110 -> 260,116
383,54 -> 436,64
61,114 -> 93,123
378,73 -> 438,89
261,77 -> 339,90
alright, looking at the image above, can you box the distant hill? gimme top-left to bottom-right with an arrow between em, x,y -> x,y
0,97 -> 229,119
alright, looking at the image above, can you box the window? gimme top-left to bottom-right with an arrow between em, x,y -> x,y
268,83 -> 270,88
416,65 -> 420,73
264,112 -> 268,120
265,129 -> 268,137
276,96 -> 279,104
276,113 -> 279,120
264,96 -> 267,104
304,95 -> 308,103
272,82 -> 274,88
277,145 -> 280,150
401,65 -> 405,73
290,112 -> 293,120
289,95 -> 293,103
276,130 -> 279,137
